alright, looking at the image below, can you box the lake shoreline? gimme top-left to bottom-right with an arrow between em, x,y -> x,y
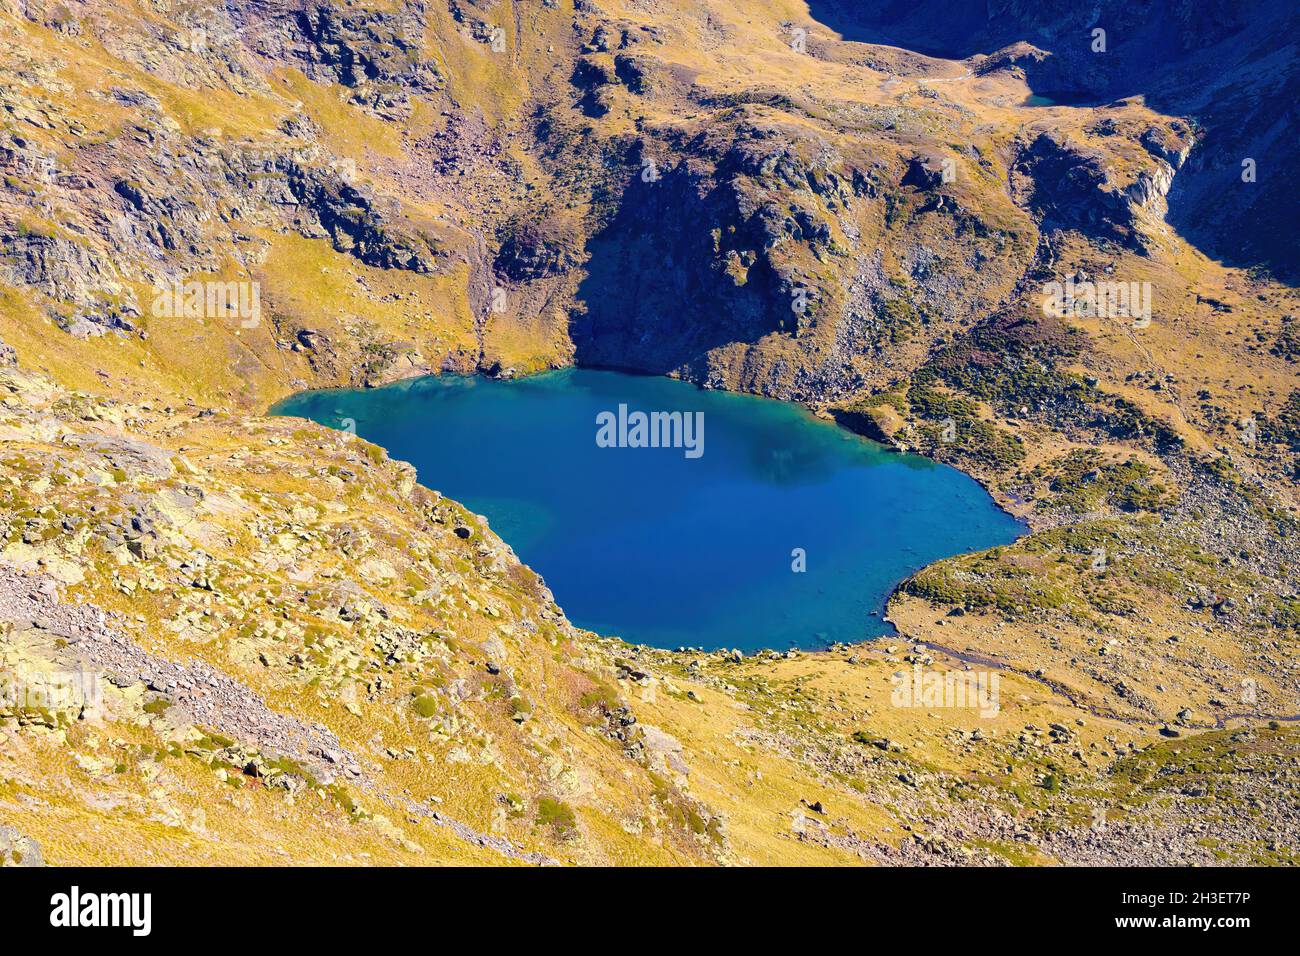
270,359 -> 1034,526
273,367 -> 1025,654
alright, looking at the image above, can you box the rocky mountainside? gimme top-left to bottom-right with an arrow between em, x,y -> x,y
809,0 -> 1300,283
0,0 -> 1297,865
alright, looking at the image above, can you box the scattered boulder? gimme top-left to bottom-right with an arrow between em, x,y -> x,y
0,825 -> 44,867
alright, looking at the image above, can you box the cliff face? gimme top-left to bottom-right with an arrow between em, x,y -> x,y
568,111 -> 1032,402
1,1 -> 1298,866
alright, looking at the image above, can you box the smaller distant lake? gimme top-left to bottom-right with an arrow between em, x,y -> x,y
272,369 -> 1023,652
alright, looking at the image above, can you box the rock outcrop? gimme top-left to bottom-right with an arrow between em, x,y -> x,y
0,825 -> 43,867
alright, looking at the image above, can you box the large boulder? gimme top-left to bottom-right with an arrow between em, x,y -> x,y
0,825 -> 44,867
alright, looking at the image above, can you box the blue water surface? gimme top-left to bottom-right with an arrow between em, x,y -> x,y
272,369 -> 1023,652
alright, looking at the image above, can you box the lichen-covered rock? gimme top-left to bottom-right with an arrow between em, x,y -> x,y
0,825 -> 44,867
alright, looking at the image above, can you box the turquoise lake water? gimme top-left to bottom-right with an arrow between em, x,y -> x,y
272,369 -> 1023,652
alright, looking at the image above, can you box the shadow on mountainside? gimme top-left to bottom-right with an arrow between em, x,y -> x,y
806,0 -> 1300,283
570,164 -> 788,375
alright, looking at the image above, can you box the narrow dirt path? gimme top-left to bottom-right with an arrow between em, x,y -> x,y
903,632 -> 1300,731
